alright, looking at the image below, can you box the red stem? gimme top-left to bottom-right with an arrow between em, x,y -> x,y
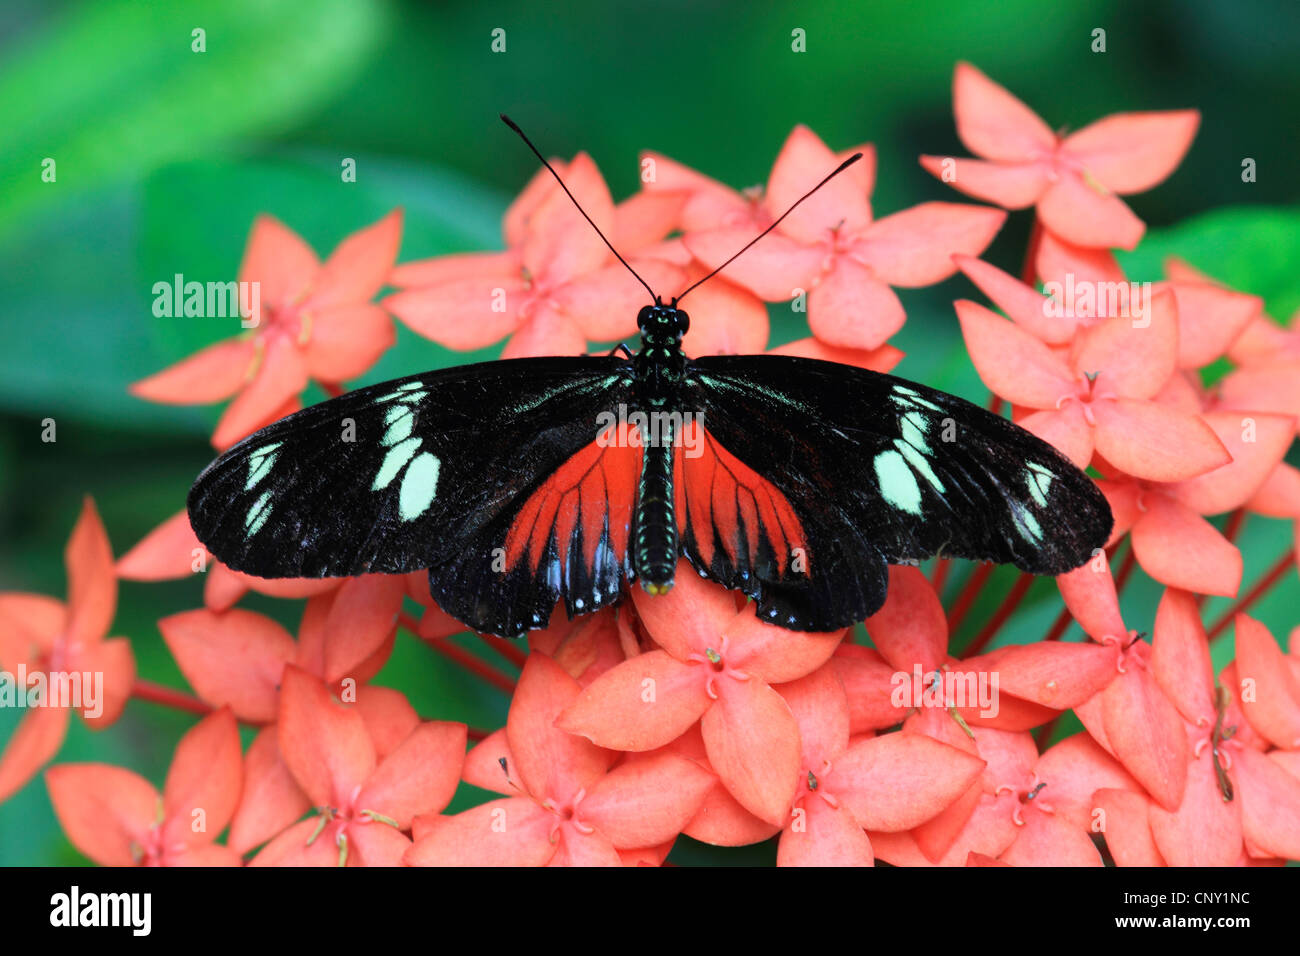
132,679 -> 212,716
964,573 -> 1033,657
947,563 -> 995,635
1206,551 -> 1295,642
932,557 -> 952,595
1020,216 -> 1043,286
1113,545 -> 1138,595
1041,605 -> 1073,643
399,612 -> 517,693
478,633 -> 527,670
1222,508 -> 1246,546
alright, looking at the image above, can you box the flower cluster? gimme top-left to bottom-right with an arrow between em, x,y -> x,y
3,63 -> 1298,866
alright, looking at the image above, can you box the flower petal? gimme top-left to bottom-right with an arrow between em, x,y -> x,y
954,299 -> 1074,408
356,721 -> 468,826
863,566 -> 948,673
405,797 -> 556,867
581,752 -> 714,848
382,278 -> 524,350
0,706 -> 70,802
1071,290 -> 1177,400
158,608 -> 295,722
508,653 -> 612,800
919,156 -> 1048,208
952,62 -> 1057,162
277,664 -> 375,807
701,677 -> 800,826
1092,788 -> 1164,865
63,498 -> 116,648
766,125 -> 871,244
1130,495 -> 1242,596
45,763 -> 158,866
556,649 -> 710,752
1017,405 -> 1094,469
1233,614 -> 1300,749
1151,588 -> 1217,725
227,726 -> 309,855
161,708 -> 242,847
683,227 -> 823,301
1164,411 -> 1296,515
807,259 -> 905,351
1149,753 -> 1242,866
1037,173 -> 1146,250
211,337 -> 308,449
302,303 -> 394,383
237,214 -> 320,308
129,338 -> 257,405
1235,746 -> 1300,860
855,202 -> 1005,288
1092,399 -> 1230,482
311,209 -> 403,308
778,796 -> 875,866
1062,111 -> 1200,194
832,732 -> 985,831
1100,667 -> 1188,812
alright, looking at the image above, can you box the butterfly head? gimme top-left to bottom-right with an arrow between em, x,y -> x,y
637,302 -> 690,345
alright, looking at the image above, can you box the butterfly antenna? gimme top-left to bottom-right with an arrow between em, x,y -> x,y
501,114 -> 660,304
674,151 -> 863,305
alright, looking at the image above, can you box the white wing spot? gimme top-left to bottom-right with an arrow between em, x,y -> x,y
874,449 -> 923,514
382,405 -> 414,447
245,442 -> 282,490
1026,463 -> 1054,507
896,441 -> 945,493
245,490 -> 272,536
399,452 -> 441,521
373,436 -> 422,490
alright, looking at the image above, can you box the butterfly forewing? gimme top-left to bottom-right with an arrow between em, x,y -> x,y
188,356 -> 638,633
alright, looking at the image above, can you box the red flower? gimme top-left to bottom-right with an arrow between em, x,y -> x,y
130,211 -> 403,449
956,288 -> 1231,479
407,654 -> 711,866
681,125 -> 1004,351
157,579 -> 408,853
922,62 -> 1198,250
555,562 -> 843,825
776,663 -> 985,866
1098,411 -> 1295,595
117,509 -> 337,611
46,708 -> 242,866
0,498 -> 135,802
1139,591 -> 1300,864
1056,564 -> 1190,810
385,155 -> 682,358
251,666 -> 466,866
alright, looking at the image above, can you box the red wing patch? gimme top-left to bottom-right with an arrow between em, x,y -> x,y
676,420 -> 806,574
504,424 -> 642,573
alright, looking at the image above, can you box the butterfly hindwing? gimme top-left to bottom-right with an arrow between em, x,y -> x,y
188,355 -> 638,634
683,354 -> 1112,628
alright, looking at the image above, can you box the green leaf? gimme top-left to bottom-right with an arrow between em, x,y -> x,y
0,0 -> 386,236
1117,205 -> 1300,320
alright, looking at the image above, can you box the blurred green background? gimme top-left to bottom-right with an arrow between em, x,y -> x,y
2,0 -> 1299,866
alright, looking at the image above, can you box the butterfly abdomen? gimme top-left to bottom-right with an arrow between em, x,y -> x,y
634,428 -> 678,593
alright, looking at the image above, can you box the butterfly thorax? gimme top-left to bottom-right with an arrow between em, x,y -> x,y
633,304 -> 689,407
630,303 -> 692,593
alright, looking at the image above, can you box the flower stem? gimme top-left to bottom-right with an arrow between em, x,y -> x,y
399,612 -> 517,693
1020,216 -> 1043,286
964,573 -> 1033,657
131,679 -> 212,716
1206,550 -> 1295,641
478,633 -> 527,670
948,563 -> 995,635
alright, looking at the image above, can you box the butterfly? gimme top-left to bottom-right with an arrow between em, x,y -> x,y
188,117 -> 1113,638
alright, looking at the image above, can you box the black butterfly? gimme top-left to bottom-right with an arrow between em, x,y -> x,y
188,117 -> 1112,638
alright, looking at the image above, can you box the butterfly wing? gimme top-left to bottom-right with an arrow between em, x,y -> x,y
682,354 -> 1113,630
188,355 -> 637,635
